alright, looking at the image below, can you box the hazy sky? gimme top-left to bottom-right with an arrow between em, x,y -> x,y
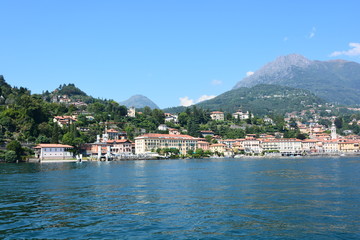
1,0 -> 359,108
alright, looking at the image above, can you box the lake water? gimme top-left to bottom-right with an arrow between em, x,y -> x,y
1,157 -> 360,239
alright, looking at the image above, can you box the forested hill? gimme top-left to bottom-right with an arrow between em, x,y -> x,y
0,76 -> 128,148
164,84 -> 325,115
55,83 -> 87,96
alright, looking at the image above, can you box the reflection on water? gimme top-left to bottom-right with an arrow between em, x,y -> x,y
1,157 -> 360,239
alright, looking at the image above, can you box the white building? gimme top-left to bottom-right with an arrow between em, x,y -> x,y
210,111 -> 224,121
232,110 -> 253,120
242,138 -> 262,154
34,144 -> 74,161
164,113 -> 179,123
261,139 -> 302,155
158,124 -> 168,131
127,107 -> 136,118
322,140 -> 339,153
301,139 -> 319,153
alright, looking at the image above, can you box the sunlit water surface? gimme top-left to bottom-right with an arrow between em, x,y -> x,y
1,157 -> 360,239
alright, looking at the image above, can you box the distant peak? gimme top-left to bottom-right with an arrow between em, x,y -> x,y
273,54 -> 312,67
120,95 -> 159,109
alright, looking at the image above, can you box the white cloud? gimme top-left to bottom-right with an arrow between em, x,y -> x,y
197,95 -> 216,103
246,71 -> 254,77
179,95 -> 217,106
330,43 -> 360,57
211,79 -> 222,85
308,27 -> 316,39
179,96 -> 194,107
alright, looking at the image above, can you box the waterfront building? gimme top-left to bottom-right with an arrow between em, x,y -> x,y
260,138 -> 302,155
34,144 -> 74,160
209,143 -> 226,153
338,140 -> 359,153
197,141 -> 210,151
135,133 -> 198,155
261,139 -> 280,152
276,138 -> 302,155
210,111 -> 224,121
108,139 -> 133,154
322,140 -> 339,153
242,138 -> 262,154
301,139 -> 319,153
218,139 -> 237,149
232,141 -> 245,152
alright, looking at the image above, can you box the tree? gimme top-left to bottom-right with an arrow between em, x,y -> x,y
178,112 -> 189,126
205,135 -> 212,143
334,117 -> 343,129
6,140 -> 23,160
187,149 -> 194,156
152,109 -> 165,124
225,113 -> 233,121
187,118 -> 199,137
36,135 -> 50,144
62,132 -> 75,146
143,106 -> 152,116
5,150 -> 18,163
51,124 -> 61,143
296,133 -> 307,140
195,148 -> 204,157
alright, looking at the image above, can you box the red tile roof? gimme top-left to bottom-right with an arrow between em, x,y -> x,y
107,139 -> 132,144
34,144 -> 73,149
210,143 -> 226,147
136,133 -> 195,140
106,129 -> 119,133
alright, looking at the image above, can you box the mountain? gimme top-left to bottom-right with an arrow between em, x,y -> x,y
164,84 -> 325,116
120,95 -> 159,109
233,54 -> 360,105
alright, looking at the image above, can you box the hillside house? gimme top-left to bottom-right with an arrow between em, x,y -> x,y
210,111 -> 224,121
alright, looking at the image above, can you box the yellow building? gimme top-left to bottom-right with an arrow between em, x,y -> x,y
338,140 -> 359,153
209,143 -> 226,153
135,134 -> 198,155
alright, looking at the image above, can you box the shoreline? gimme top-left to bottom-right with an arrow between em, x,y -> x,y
23,153 -> 360,163
28,159 -> 88,163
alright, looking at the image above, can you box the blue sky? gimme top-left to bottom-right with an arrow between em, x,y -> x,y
1,0 -> 359,108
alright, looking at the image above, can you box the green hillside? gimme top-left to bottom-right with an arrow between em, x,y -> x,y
165,84 -> 325,115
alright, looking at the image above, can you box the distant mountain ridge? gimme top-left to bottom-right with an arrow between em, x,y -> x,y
233,54 -> 360,105
120,95 -> 159,109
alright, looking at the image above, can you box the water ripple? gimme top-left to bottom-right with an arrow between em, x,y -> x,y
1,157 -> 360,239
